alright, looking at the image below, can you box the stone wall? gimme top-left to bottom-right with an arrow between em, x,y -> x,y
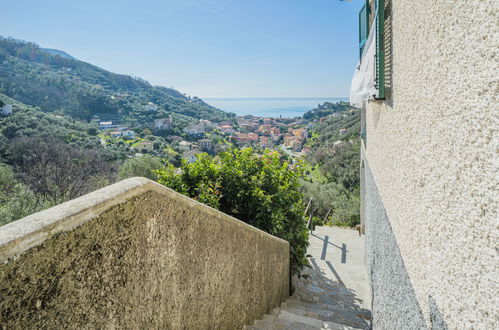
362,1 -> 497,328
0,177 -> 290,329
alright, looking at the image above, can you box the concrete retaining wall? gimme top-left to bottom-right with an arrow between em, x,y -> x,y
0,177 -> 290,329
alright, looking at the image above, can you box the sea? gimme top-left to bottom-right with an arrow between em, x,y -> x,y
204,97 -> 349,118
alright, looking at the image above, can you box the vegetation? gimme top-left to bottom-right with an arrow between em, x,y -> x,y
0,137 -> 116,225
0,163 -> 54,226
155,148 -> 309,276
301,104 -> 361,227
119,155 -> 165,181
0,36 -> 235,125
302,101 -> 352,121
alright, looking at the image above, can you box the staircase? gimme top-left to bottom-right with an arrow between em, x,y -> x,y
243,226 -> 372,330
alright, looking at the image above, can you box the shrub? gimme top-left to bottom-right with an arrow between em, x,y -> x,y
155,148 -> 309,276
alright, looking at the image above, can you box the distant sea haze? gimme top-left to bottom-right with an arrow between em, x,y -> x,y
204,97 -> 349,118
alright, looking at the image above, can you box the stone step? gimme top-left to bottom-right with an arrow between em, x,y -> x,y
282,300 -> 370,329
277,309 -> 323,328
322,321 -> 363,330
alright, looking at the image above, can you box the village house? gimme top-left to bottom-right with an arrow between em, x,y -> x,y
289,128 -> 308,139
99,121 -> 113,130
218,121 -> 232,127
198,139 -> 213,151
182,149 -> 202,163
258,124 -> 272,135
238,122 -> 258,132
284,135 -> 304,151
183,124 -> 205,137
178,141 -> 193,151
198,119 -> 214,127
155,117 -> 173,130
270,127 -> 281,135
270,133 -> 282,143
219,125 -> 235,134
235,132 -> 258,144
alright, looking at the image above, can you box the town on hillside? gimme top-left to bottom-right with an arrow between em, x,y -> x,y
85,101 -> 355,164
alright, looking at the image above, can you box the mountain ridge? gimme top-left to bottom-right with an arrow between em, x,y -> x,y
0,36 -> 234,126
41,48 -> 77,60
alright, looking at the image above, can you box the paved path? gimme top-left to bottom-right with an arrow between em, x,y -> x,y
244,226 -> 372,329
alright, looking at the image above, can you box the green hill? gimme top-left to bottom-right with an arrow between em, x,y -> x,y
41,48 -> 77,60
0,36 -> 234,124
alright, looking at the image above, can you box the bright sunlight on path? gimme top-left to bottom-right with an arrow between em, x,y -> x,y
245,226 -> 372,329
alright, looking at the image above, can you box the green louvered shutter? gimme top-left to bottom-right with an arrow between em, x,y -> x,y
375,0 -> 385,99
358,1 -> 370,60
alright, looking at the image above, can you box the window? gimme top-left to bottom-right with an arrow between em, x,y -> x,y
358,2 -> 370,60
359,0 -> 390,100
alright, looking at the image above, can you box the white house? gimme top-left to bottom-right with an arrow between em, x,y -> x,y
99,121 -> 113,129
183,125 -> 205,136
179,141 -> 193,151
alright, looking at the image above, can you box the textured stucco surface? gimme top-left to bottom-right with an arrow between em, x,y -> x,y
0,178 -> 290,329
363,1 -> 498,328
363,156 -> 427,329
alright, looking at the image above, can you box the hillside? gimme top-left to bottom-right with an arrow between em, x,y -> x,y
41,48 -> 76,60
302,101 -> 353,121
301,103 -> 361,227
0,36 -> 234,125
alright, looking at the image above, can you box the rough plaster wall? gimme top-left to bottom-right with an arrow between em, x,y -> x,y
364,1 -> 498,328
364,156 -> 428,329
0,183 -> 289,329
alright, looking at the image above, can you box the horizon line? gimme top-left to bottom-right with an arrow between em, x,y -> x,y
202,96 -> 349,100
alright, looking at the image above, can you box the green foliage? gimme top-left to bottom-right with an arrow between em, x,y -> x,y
155,148 -> 309,275
0,36 -> 235,124
301,104 -> 361,227
0,101 -> 102,159
119,155 -> 165,181
0,163 -> 55,226
7,137 -> 117,203
302,101 -> 354,121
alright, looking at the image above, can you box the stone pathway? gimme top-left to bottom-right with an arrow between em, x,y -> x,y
244,226 -> 372,329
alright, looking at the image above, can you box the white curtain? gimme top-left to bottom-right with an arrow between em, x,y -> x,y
349,20 -> 377,108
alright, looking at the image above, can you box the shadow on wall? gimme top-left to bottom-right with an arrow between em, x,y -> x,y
363,159 -> 446,329
429,296 -> 449,330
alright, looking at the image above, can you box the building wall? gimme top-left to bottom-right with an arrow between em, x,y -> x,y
0,178 -> 290,329
363,1 -> 497,328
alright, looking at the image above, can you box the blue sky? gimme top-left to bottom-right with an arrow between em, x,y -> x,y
1,0 -> 363,98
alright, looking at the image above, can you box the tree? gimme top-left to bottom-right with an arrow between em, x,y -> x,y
155,148 -> 309,276
0,163 -> 54,226
8,137 -> 117,203
119,155 -> 164,181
